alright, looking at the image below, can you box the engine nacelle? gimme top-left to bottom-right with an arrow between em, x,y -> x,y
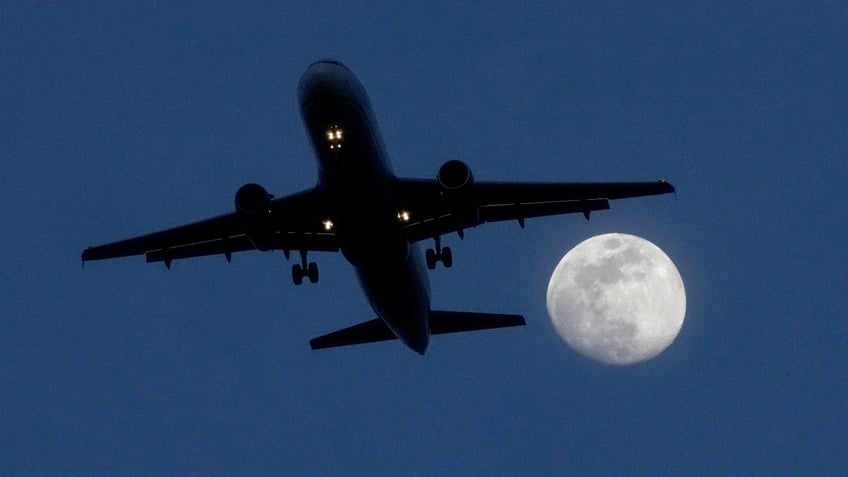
437,159 -> 474,190
437,160 -> 479,225
234,183 -> 274,251
235,182 -> 271,215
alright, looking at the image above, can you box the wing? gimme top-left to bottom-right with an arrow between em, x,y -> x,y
395,179 -> 675,242
82,188 -> 338,266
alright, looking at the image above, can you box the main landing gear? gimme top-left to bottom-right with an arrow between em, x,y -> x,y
425,236 -> 452,270
291,250 -> 319,285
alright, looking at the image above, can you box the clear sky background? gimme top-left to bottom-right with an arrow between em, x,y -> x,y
3,2 -> 846,476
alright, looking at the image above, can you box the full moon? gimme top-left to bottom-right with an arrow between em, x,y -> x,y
546,233 -> 686,365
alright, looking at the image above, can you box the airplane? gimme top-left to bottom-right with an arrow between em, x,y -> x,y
82,59 -> 675,354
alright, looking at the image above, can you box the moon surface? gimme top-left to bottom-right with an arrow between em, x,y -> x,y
546,233 -> 686,365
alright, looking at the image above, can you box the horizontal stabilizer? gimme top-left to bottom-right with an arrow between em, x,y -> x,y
309,318 -> 395,350
309,311 -> 525,351
429,310 -> 526,335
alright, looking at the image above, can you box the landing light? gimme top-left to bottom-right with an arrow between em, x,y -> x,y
326,126 -> 344,150
322,219 -> 334,231
397,211 -> 410,222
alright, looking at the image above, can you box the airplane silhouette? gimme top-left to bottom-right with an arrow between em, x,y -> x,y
82,59 -> 675,354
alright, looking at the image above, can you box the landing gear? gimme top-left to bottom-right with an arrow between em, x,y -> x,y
426,236 -> 453,270
291,263 -> 318,285
307,262 -> 319,283
441,246 -> 453,268
291,250 -> 319,285
425,248 -> 436,269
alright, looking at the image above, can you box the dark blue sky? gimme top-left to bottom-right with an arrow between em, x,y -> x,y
3,2 -> 846,475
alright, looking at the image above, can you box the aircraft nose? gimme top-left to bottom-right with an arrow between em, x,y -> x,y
308,58 -> 350,70
297,59 -> 367,107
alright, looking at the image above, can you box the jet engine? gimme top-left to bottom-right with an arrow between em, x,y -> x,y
437,160 -> 479,225
235,182 -> 271,214
437,159 -> 474,190
234,183 -> 274,251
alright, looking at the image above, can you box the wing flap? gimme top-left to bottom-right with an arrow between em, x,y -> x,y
144,235 -> 255,263
480,198 -> 609,223
82,213 -> 243,262
396,178 -> 674,243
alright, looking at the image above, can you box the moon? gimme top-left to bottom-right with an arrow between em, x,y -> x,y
546,233 -> 686,365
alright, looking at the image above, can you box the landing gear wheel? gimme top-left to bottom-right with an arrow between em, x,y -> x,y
425,248 -> 437,270
292,264 -> 304,285
442,247 -> 453,268
307,262 -> 319,284
292,250 -> 319,285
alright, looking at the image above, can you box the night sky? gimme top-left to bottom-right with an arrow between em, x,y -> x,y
3,2 -> 846,475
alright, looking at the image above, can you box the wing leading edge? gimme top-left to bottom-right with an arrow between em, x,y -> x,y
82,188 -> 339,266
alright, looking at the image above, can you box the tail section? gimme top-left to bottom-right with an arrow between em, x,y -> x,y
309,311 -> 525,351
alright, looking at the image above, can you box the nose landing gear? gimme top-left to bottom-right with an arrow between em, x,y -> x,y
425,236 -> 453,270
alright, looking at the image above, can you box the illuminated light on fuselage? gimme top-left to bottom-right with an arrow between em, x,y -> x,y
326,126 -> 344,150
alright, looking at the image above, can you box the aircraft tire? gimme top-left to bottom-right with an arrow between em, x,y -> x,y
425,248 -> 437,270
292,264 -> 304,285
442,247 -> 453,268
307,262 -> 319,283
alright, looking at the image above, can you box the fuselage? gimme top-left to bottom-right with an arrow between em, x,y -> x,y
297,60 -> 431,353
